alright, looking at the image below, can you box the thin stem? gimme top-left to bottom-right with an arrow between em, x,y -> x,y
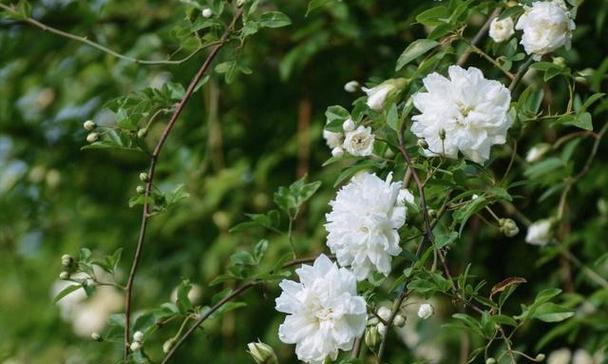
509,57 -> 535,92
122,8 -> 244,360
458,8 -> 501,66
460,38 -> 515,80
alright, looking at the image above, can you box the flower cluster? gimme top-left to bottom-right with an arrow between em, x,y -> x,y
411,66 -> 512,163
323,119 -> 375,158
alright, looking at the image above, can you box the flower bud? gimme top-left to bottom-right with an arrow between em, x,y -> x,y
553,57 -> 566,67
133,331 -> 144,343
344,80 -> 360,93
137,128 -> 148,138
83,120 -> 96,131
331,147 -> 345,158
438,129 -> 446,140
376,322 -> 387,336
377,306 -> 392,321
486,358 -> 496,364
393,314 -> 406,327
417,303 -> 434,319
202,8 -> 213,18
535,353 -> 545,361
139,172 -> 149,182
342,118 -> 356,132
91,332 -> 102,341
499,218 -> 520,237
247,341 -> 278,364
86,132 -> 99,143
130,341 -> 141,352
526,143 -> 550,163
364,325 -> 380,347
417,138 -> 429,149
136,185 -> 145,194
162,338 -> 175,354
367,316 -> 379,326
61,254 -> 73,267
59,271 -> 70,280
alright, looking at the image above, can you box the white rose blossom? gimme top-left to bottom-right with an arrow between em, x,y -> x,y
343,126 -> 374,157
525,218 -> 554,246
515,0 -> 576,60
489,17 -> 515,43
275,254 -> 366,364
417,303 -> 434,320
411,66 -> 512,163
326,172 -> 411,280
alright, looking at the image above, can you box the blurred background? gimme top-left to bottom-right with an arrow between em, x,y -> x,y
1,0 -> 608,363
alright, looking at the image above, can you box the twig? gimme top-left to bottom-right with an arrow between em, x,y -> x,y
122,8 -> 244,360
457,8 -> 501,66
0,3 -> 217,65
509,57 -> 535,92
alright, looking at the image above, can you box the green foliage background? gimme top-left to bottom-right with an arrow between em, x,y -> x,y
1,0 -> 608,363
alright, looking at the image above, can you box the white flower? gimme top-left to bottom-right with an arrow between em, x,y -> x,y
548,348 -> 572,364
343,126 -> 374,157
515,0 -> 575,60
572,349 -> 594,364
362,79 -> 405,111
130,341 -> 141,352
323,129 -> 344,149
489,17 -> 515,42
417,303 -> 434,319
411,66 -> 512,163
397,189 -> 415,206
342,118 -> 356,132
325,172 -> 406,280
202,8 -> 213,18
133,331 -> 144,343
526,143 -> 551,163
525,218 -> 553,246
275,254 -> 366,364
344,80 -> 360,93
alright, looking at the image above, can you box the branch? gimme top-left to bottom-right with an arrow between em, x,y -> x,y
0,3 -> 214,65
122,8 -> 244,360
508,57 -> 535,92
457,8 -> 500,66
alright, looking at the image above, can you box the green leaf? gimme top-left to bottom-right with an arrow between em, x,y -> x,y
176,280 -> 193,314
259,11 -> 292,28
306,0 -> 336,15
53,284 -> 82,303
532,302 -> 574,322
559,112 -> 593,131
416,6 -> 449,26
396,39 -> 439,71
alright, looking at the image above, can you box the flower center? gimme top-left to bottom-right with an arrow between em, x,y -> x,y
315,307 -> 334,321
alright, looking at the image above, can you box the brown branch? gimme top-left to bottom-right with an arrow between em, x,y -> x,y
508,57 -> 534,92
457,8 -> 500,66
122,8 -> 243,360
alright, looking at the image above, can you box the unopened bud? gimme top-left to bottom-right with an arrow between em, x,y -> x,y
91,332 -> 102,341
342,118 -> 356,132
393,314 -> 406,327
139,172 -> 149,182
133,331 -> 144,343
428,209 -> 437,218
202,8 -> 213,18
552,57 -> 566,67
162,338 -> 175,354
83,120 -> 96,131
59,271 -> 70,280
86,132 -> 99,143
129,341 -> 141,352
499,218 -> 519,237
344,80 -> 360,93
61,254 -> 73,267
137,128 -> 148,138
247,341 -> 278,364
417,138 -> 429,149
136,185 -> 145,194
331,147 -> 344,158
364,325 -> 380,347
376,322 -> 386,336
486,358 -> 496,364
438,129 -> 446,140
535,353 -> 545,361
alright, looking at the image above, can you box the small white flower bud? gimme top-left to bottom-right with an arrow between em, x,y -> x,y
499,218 -> 520,237
471,194 -> 479,200
342,118 -> 356,132
417,303 -> 434,319
367,316 -> 379,326
59,271 -> 70,280
133,331 -> 144,343
83,120 -> 96,131
136,185 -> 145,194
535,353 -> 545,361
344,80 -> 360,93
91,332 -> 102,341
139,172 -> 149,182
377,306 -> 392,321
393,314 -> 406,327
137,128 -> 147,138
364,325 -> 380,347
553,57 -> 566,67
486,358 -> 496,364
247,341 -> 278,364
438,129 -> 446,140
202,8 -> 213,18
331,147 -> 345,158
417,138 -> 429,149
162,338 -> 175,354
61,254 -> 73,267
86,132 -> 99,143
129,341 -> 141,352
526,143 -> 551,163
376,322 -> 387,336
